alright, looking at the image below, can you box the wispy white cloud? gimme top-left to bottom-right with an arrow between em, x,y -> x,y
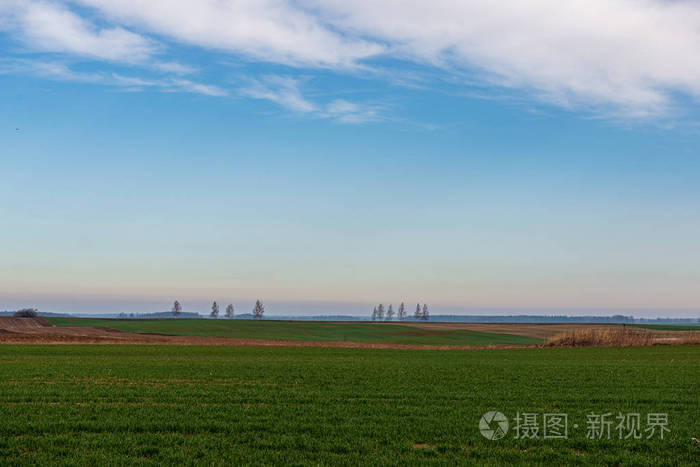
0,1 -> 204,95
1,0 -> 154,62
320,99 -> 383,124
170,78 -> 227,97
241,75 -> 383,124
0,58 -> 226,96
0,58 -> 103,82
152,61 -> 197,75
70,0 -> 383,69
109,73 -> 156,87
241,76 -> 318,113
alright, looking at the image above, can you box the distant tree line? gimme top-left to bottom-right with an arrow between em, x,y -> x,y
371,302 -> 429,321
165,300 -> 265,319
116,301 -> 265,319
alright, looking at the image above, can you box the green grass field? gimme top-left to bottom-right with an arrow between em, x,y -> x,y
45,317 -> 543,346
1,345 -> 698,465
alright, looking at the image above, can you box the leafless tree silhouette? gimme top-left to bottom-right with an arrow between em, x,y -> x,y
253,300 -> 265,319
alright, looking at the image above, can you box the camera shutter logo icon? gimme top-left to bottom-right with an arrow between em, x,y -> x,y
479,411 -> 509,440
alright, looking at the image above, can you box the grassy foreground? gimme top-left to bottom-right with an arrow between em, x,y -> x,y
45,317 -> 542,346
1,345 -> 698,465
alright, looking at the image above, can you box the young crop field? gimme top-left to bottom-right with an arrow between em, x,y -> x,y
44,317 -> 543,346
1,345 -> 698,465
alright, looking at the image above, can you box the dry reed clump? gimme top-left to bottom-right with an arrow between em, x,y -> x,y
546,327 -> 700,347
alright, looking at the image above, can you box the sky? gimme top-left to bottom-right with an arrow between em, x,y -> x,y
2,0 -> 700,317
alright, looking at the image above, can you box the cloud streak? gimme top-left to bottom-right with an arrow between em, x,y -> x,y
0,58 -> 226,96
241,75 -> 318,113
241,75 -> 383,123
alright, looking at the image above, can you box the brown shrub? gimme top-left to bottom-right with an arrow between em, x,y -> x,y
13,308 -> 38,318
546,327 -> 700,347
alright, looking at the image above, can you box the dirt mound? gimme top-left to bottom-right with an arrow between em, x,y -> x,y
0,316 -> 53,330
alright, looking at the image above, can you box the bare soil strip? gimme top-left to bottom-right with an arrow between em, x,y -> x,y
0,333 -> 536,350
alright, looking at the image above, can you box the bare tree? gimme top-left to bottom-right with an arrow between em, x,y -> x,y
377,304 -> 385,321
398,302 -> 406,320
225,304 -> 234,318
386,304 -> 394,321
371,307 -> 378,321
422,303 -> 429,321
253,300 -> 265,319
172,300 -> 182,317
414,303 -> 421,320
210,301 -> 219,318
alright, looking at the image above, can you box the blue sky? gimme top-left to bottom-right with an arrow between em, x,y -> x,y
2,1 -> 700,317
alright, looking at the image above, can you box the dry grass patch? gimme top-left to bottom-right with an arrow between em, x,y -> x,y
547,327 -> 700,347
